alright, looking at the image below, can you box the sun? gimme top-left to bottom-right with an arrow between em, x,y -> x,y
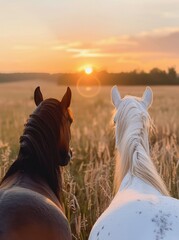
84,66 -> 93,75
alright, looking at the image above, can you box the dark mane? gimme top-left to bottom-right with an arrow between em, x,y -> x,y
1,98 -> 64,200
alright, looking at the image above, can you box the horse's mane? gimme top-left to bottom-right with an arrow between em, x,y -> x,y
113,96 -> 169,196
1,98 -> 63,200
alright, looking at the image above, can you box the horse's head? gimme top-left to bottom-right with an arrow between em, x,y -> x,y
34,87 -> 73,167
1,87 -> 73,200
111,86 -> 156,192
111,86 -> 153,147
111,86 -> 170,196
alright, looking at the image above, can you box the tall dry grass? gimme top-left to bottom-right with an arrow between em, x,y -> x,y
0,81 -> 178,239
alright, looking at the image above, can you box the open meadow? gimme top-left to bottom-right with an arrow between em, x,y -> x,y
0,80 -> 178,239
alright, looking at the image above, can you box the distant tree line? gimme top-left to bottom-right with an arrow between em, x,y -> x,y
58,68 -> 179,85
0,73 -> 51,83
0,68 -> 179,85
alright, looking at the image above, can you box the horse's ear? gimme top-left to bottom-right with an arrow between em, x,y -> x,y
111,85 -> 121,109
61,87 -> 72,108
142,86 -> 153,109
34,86 -> 43,106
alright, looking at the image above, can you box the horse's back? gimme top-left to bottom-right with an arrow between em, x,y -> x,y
89,192 -> 179,240
0,187 -> 71,240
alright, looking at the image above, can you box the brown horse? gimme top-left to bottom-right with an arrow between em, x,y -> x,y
0,87 -> 73,240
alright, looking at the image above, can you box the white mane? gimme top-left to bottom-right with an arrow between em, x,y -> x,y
112,86 -> 169,196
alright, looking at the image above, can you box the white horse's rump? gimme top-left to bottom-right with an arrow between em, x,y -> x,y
89,87 -> 179,240
89,175 -> 179,240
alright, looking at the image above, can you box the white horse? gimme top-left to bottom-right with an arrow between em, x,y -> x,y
89,86 -> 179,240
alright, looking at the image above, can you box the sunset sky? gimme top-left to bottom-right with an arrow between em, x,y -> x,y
1,0 -> 179,73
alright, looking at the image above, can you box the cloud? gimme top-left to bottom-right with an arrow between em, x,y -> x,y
49,41 -> 118,58
67,48 -> 116,58
46,28 -> 179,71
93,28 -> 179,56
133,28 -> 179,55
50,41 -> 81,51
160,11 -> 179,19
94,28 -> 179,71
95,36 -> 138,47
56,28 -> 179,59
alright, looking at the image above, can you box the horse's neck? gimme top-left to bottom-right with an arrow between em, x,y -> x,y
119,172 -> 162,196
1,172 -> 62,208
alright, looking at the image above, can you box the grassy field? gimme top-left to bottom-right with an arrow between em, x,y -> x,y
0,80 -> 178,239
